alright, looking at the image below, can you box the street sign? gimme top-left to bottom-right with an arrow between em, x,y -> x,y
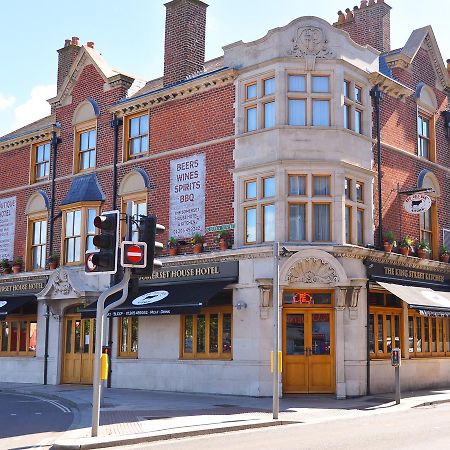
85,252 -> 98,272
121,241 -> 147,268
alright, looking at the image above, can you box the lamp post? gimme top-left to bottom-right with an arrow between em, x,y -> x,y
272,241 -> 280,419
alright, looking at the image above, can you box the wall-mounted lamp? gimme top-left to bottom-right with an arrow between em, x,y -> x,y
235,301 -> 247,310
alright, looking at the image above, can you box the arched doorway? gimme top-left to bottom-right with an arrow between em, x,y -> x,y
62,305 -> 95,384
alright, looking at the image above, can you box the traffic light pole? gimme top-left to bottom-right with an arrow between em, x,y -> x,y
91,268 -> 131,437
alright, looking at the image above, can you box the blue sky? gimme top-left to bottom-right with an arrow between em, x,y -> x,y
0,0 -> 448,137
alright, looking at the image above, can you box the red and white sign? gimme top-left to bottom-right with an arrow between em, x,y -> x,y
85,253 -> 97,272
121,241 -> 147,268
403,193 -> 432,215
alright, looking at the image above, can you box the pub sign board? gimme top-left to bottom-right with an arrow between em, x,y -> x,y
366,260 -> 450,288
0,276 -> 49,296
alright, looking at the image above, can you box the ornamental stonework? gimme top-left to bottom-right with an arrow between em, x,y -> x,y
287,257 -> 339,284
288,26 -> 334,58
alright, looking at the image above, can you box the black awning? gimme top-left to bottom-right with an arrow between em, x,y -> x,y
0,296 -> 36,319
81,281 -> 231,318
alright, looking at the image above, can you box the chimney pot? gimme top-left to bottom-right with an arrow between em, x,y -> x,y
338,10 -> 346,22
360,0 -> 368,7
353,5 -> 359,10
64,39 -> 71,47
71,36 -> 80,46
368,0 -> 375,5
87,41 -> 94,49
345,8 -> 354,19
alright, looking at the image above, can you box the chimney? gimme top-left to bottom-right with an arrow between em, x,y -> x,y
57,37 -> 81,93
334,0 -> 391,53
163,0 -> 208,87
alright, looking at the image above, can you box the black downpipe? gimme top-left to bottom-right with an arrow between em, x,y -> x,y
44,128 -> 61,385
108,115 -> 123,388
370,85 -> 383,249
366,280 -> 371,395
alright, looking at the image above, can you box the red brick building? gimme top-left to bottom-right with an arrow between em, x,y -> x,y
0,0 -> 449,396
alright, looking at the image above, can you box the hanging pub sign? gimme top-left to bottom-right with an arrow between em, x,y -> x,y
403,193 -> 432,214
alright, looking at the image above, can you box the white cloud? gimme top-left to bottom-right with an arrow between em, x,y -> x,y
12,85 -> 56,130
0,92 -> 16,111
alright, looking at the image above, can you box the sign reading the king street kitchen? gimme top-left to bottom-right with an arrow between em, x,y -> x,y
169,153 -> 205,239
0,196 -> 16,260
366,260 -> 450,286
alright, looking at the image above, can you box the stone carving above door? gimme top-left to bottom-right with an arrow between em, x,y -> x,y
287,257 -> 339,284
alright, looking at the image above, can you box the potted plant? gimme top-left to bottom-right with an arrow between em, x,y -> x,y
383,231 -> 396,253
12,256 -> 23,274
191,233 -> 204,254
167,237 -> 178,256
399,236 -> 414,256
1,258 -> 12,275
215,230 -> 232,251
48,253 -> 60,270
416,240 -> 431,259
440,245 -> 450,263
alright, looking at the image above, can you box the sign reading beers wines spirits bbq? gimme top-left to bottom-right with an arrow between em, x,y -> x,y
403,193 -> 432,214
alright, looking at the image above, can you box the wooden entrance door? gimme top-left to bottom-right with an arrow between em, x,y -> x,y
283,308 -> 335,394
62,316 -> 95,384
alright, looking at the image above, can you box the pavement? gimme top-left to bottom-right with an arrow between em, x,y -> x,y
1,382 -> 450,449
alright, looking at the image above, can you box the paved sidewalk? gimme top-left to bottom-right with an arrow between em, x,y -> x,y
1,382 -> 449,449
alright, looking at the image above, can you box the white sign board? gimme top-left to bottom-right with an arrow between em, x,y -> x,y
403,193 -> 432,215
0,196 -> 16,260
169,153 -> 205,238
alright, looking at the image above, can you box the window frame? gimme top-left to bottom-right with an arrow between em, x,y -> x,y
288,174 -> 307,196
420,202 -> 437,259
180,306 -> 233,360
118,317 -> 138,358
244,205 -> 257,245
30,141 -> 51,184
312,175 -> 331,197
369,306 -> 403,359
288,201 -> 307,242
345,204 -> 352,244
124,111 -> 149,161
417,110 -> 436,161
121,193 -> 148,242
61,202 -> 100,265
74,120 -> 97,174
26,212 -> 48,272
0,316 -> 37,357
312,202 -> 332,242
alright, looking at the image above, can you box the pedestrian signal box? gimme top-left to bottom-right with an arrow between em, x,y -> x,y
391,348 -> 401,367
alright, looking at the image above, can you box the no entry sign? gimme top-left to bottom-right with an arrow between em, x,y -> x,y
121,241 -> 147,268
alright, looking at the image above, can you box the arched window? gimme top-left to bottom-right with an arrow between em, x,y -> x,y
415,83 -> 438,162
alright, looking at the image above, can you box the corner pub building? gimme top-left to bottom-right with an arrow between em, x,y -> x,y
1,0 -> 450,398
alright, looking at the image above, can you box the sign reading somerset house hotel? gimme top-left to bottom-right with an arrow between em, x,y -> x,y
0,276 -> 49,296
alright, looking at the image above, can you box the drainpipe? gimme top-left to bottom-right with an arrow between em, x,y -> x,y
44,126 -> 61,385
107,115 -> 123,388
366,280 -> 371,395
370,85 -> 383,249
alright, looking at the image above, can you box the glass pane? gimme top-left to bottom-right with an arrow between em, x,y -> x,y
74,320 -> 81,353
357,210 -> 364,245
131,138 -> 140,155
196,315 -> 205,353
377,315 -> 383,353
37,145 -> 44,162
312,100 -> 330,126
245,208 -> 256,243
131,317 -> 138,353
1,322 -> 8,352
245,180 -> 256,199
10,322 -> 18,352
74,237 -> 81,262
447,320 -> 450,352
356,183 -> 363,202
345,206 -> 351,244
416,317 -> 422,353
386,315 -> 392,353
313,176 -> 329,195
33,221 -> 41,244
66,211 -> 74,236
424,319 -> 429,352
432,318 -> 437,352
89,150 -> 96,168
81,151 -> 90,170
286,314 -> 304,355
345,178 -> 350,199
73,210 -> 81,236
312,313 -> 330,355
264,77 -> 275,95
288,75 -> 305,92
80,132 -> 89,150
19,321 -> 27,352
355,86 -> 362,103
313,204 -> 330,241
263,177 -> 275,197
222,314 -> 231,353
89,130 -> 96,147
288,99 -> 306,126
67,238 -> 74,263
121,318 -> 129,353
263,204 -> 275,242
344,104 -> 350,129
312,76 -> 329,93
289,204 -> 306,241
355,110 -> 362,134
130,117 -> 139,137
343,80 -> 350,97
289,176 -> 306,195
82,320 -> 90,353
209,314 -> 218,353
369,314 -> 375,353
65,320 -> 72,353
408,316 -> 414,353
246,83 -> 257,99
439,319 -> 444,352
247,107 -> 257,132
264,102 -> 275,128
44,143 -> 50,161
87,209 -> 96,234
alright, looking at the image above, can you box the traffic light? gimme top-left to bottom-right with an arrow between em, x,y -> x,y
85,210 -> 119,274
133,215 -> 165,276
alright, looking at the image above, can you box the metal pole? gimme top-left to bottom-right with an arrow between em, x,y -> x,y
395,366 -> 400,404
91,269 -> 131,437
273,241 -> 280,419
